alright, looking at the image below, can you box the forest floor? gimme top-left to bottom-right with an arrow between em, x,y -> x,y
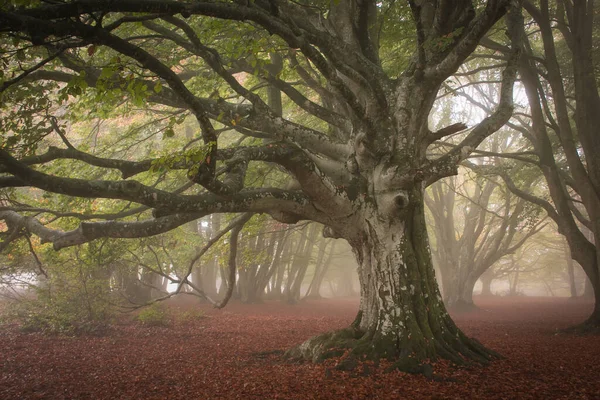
1,296 -> 599,399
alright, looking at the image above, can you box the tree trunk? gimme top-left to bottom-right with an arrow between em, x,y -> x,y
250,229 -> 278,302
202,258 -> 219,298
333,269 -> 357,297
261,229 -> 287,300
588,282 -> 600,326
583,276 -> 594,299
566,274 -> 600,332
509,266 -> 520,296
564,241 -> 577,298
566,257 -> 577,298
306,240 -> 336,299
272,255 -> 286,300
480,272 -> 493,296
288,190 -> 498,372
287,224 -> 318,303
444,275 -> 478,312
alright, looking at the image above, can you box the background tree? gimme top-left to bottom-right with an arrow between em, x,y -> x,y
0,0 -> 521,371
457,0 -> 600,329
426,167 -> 544,310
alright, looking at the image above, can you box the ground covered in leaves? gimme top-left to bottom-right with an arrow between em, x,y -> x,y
1,296 -> 599,399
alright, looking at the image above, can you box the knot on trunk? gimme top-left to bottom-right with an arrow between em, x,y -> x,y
323,226 -> 341,239
345,154 -> 360,175
376,189 -> 410,217
394,192 -> 409,209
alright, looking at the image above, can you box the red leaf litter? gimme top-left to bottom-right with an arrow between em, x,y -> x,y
1,296 -> 599,399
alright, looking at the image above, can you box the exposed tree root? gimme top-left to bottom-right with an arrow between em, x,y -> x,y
286,324 -> 501,375
285,327 -> 362,362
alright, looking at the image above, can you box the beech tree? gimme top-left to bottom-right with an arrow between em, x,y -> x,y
461,0 -> 600,329
426,170 -> 543,310
0,0 -> 522,371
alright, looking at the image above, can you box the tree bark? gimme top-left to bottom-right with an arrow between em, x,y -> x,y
445,275 -> 479,312
583,276 -> 594,299
480,271 -> 494,296
0,0 -> 519,375
288,189 -> 498,371
565,242 -> 577,298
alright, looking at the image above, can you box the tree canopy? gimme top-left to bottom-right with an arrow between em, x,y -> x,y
0,0 -> 527,372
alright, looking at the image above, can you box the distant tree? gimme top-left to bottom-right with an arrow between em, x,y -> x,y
426,169 -> 543,310
461,0 -> 600,329
304,236 -> 338,299
0,0 -> 522,371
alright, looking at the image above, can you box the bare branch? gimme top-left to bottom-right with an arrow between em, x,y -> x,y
427,2 -> 523,182
213,212 -> 253,309
424,0 -> 512,82
0,210 -> 205,250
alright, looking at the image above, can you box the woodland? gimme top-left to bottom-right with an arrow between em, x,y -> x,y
0,0 -> 599,398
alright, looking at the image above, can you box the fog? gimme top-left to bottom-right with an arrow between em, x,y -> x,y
2,215 -> 592,310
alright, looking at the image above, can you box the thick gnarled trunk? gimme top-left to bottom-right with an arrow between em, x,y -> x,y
0,0 -> 521,379
288,189 -> 497,372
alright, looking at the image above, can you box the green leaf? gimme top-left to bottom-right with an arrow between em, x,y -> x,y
164,127 -> 175,138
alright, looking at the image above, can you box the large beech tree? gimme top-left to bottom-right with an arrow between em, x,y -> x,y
0,0 -> 522,371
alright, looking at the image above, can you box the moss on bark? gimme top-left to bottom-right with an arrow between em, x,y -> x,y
287,190 -> 501,374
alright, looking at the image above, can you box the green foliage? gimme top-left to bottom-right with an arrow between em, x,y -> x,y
424,27 -> 465,53
7,284 -> 113,335
0,0 -> 41,10
378,1 -> 415,75
137,302 -> 170,327
0,239 -> 129,335
150,142 -> 213,174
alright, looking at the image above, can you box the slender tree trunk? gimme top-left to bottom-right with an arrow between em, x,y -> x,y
542,279 -> 555,297
564,241 -> 577,298
218,266 -> 228,297
288,224 -> 318,303
289,258 -> 310,303
306,240 -> 336,299
202,258 -> 219,297
566,258 -> 577,298
272,247 -> 288,300
509,267 -> 520,296
261,229 -> 287,300
304,238 -> 328,299
284,228 -> 312,303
